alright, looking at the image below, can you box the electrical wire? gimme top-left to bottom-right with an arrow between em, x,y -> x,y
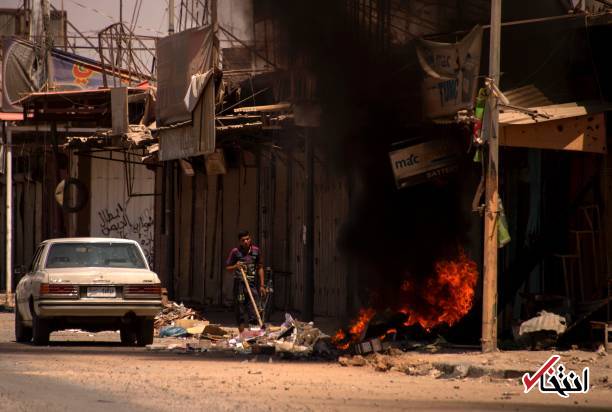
61,0 -> 165,35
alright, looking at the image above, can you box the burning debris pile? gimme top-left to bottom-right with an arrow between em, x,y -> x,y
333,251 -> 479,353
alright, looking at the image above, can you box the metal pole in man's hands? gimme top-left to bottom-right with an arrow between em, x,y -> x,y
238,266 -> 263,327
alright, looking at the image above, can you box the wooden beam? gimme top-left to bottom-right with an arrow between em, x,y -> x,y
234,103 -> 292,113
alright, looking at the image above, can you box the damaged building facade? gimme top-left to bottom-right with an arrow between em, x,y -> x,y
2,0 -> 612,347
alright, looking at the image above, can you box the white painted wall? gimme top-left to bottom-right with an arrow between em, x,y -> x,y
89,153 -> 155,265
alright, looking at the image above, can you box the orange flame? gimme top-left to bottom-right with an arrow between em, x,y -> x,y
400,251 -> 478,330
332,251 -> 478,349
332,308 -> 376,350
379,328 -> 398,340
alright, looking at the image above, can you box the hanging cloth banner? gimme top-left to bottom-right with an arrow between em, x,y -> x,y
416,26 -> 483,119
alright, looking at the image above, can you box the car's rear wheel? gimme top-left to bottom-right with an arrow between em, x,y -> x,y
136,318 -> 154,346
120,324 -> 137,346
31,307 -> 50,345
14,306 -> 32,343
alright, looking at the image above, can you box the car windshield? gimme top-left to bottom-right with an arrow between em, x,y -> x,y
45,242 -> 147,269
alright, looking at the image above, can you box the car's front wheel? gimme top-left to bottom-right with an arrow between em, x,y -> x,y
14,306 -> 32,343
136,318 -> 154,346
31,306 -> 50,345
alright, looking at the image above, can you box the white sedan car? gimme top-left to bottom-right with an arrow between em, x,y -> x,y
14,238 -> 162,346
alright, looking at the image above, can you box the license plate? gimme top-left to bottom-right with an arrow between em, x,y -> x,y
87,286 -> 116,298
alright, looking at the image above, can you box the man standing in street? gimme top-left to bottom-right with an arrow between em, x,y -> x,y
226,230 -> 266,326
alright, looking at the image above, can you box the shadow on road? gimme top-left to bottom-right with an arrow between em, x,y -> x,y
0,340 -> 335,364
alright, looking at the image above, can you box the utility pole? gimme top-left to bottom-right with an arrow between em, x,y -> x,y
4,124 -> 13,307
168,0 -> 175,34
482,0 -> 502,353
42,0 -> 53,90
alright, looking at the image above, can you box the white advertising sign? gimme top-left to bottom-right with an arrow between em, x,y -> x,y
417,26 -> 483,119
389,138 -> 459,189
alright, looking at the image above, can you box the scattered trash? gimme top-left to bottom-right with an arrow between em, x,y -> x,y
518,311 -> 567,350
353,338 -> 383,355
519,311 -> 567,336
159,326 -> 188,338
154,301 -> 206,332
596,344 -> 608,356
150,310 -> 333,358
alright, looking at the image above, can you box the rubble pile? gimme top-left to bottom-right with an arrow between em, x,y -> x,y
148,313 -> 334,358
230,313 -> 333,357
154,301 -> 206,332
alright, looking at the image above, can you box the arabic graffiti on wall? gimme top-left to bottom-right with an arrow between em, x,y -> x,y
98,202 -> 154,265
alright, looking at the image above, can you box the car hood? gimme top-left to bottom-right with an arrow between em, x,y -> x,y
44,268 -> 160,284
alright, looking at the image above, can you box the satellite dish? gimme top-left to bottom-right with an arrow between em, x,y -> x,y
2,39 -> 46,111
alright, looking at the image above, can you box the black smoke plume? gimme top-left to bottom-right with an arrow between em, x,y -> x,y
271,1 -> 477,319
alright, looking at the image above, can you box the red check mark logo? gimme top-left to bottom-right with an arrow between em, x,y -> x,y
522,355 -> 561,393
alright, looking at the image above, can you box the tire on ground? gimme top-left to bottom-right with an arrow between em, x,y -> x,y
31,306 -> 50,345
136,318 -> 154,346
14,306 -> 32,343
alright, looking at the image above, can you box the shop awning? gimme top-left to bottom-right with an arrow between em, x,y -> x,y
499,101 -> 611,154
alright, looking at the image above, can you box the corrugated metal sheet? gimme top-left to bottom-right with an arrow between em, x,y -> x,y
289,149 -> 306,312
314,164 -> 349,317
519,311 -> 567,335
500,100 -> 612,125
166,144 -> 350,317
270,150 -> 290,310
503,85 -> 554,109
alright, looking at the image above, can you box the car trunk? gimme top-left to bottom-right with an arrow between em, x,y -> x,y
45,268 -> 157,284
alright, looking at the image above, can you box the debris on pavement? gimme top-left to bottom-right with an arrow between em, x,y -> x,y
159,326 -> 189,338
517,310 -> 567,350
519,310 -> 567,336
154,301 -> 207,332
148,312 -> 332,358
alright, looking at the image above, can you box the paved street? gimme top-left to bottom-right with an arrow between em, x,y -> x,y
0,311 -> 610,411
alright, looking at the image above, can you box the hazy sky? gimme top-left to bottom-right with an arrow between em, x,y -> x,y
1,0 -> 182,68
1,0 -> 172,37
1,0 -> 248,66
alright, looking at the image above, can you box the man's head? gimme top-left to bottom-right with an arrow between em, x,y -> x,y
238,230 -> 252,249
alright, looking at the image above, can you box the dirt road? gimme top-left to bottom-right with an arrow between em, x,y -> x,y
0,311 -> 610,411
